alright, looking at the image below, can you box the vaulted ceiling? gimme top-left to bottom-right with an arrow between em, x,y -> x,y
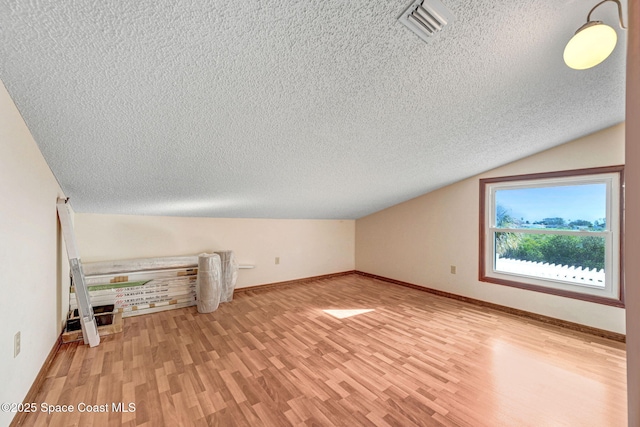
0,0 -> 627,219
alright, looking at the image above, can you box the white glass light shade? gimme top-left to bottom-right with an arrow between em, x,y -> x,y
563,22 -> 617,70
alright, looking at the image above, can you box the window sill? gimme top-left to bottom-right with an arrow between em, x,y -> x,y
479,275 -> 625,308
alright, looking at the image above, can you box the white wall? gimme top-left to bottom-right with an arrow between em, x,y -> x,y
356,124 -> 626,333
0,82 -> 69,427
74,214 -> 355,288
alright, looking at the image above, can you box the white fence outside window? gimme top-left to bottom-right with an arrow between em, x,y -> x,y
495,256 -> 605,288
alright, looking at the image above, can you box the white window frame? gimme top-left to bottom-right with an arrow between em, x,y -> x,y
479,166 -> 624,307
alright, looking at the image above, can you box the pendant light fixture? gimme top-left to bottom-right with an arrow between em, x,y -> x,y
563,0 -> 626,70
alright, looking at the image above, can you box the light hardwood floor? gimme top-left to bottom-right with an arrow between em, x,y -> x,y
23,274 -> 626,426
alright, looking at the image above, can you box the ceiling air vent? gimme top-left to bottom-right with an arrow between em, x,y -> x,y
398,0 -> 454,43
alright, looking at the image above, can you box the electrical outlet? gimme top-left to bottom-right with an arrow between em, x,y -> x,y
275,257 -> 280,265
14,331 -> 21,358
450,265 -> 456,274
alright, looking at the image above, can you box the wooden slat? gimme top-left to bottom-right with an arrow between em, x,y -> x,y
19,274 -> 627,426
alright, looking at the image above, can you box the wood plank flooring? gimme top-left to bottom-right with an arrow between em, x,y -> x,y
22,274 -> 627,426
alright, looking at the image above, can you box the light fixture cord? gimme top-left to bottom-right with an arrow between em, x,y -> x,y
586,0 -> 627,29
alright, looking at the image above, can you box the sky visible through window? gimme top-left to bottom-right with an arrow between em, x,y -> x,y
496,183 -> 606,223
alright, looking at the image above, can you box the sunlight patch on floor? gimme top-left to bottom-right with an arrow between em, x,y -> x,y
322,309 -> 374,319
487,339 -> 615,426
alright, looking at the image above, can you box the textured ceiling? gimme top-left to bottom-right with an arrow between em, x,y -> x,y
0,0 -> 627,219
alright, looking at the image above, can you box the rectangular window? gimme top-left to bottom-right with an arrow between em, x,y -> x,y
479,166 -> 624,307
